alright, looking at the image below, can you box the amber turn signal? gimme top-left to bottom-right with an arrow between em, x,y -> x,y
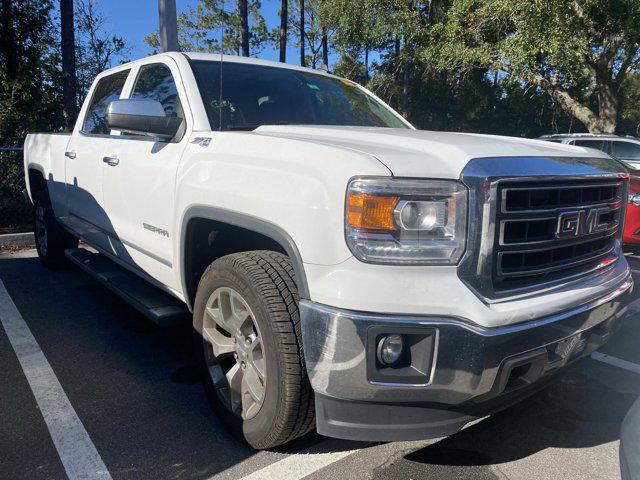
347,193 -> 398,231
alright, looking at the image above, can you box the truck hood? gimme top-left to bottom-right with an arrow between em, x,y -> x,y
255,125 -> 611,178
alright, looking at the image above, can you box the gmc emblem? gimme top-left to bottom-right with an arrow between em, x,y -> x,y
555,207 -> 611,238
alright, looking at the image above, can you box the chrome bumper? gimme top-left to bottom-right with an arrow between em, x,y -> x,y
301,274 -> 633,405
301,274 -> 633,441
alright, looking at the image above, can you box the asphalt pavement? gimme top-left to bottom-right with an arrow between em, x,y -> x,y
0,248 -> 638,480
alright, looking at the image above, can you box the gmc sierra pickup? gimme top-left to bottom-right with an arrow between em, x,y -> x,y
24,52 -> 633,449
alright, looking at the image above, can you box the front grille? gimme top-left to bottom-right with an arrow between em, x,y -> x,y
493,180 -> 623,292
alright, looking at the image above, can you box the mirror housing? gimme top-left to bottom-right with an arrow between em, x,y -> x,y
106,99 -> 182,139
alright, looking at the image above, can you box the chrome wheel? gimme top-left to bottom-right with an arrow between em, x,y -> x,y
35,204 -> 47,256
203,287 -> 266,420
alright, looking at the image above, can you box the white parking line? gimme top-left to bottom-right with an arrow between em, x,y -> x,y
236,440 -> 363,480
591,351 -> 640,375
0,279 -> 112,480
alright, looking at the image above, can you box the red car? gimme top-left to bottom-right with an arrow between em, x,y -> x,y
540,134 -> 640,248
625,173 -> 640,246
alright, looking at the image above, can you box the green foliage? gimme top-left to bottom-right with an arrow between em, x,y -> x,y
145,0 -> 269,56
619,72 -> 640,137
0,0 -> 64,146
75,0 -> 130,102
425,0 -> 640,132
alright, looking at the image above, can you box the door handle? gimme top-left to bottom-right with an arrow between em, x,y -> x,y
102,156 -> 119,167
65,151 -> 76,159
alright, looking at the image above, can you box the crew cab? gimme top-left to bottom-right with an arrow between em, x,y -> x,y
24,53 -> 633,449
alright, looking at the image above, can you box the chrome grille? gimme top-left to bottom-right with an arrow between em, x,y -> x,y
493,180 -> 623,292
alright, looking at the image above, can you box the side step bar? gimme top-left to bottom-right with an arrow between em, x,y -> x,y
65,247 -> 189,327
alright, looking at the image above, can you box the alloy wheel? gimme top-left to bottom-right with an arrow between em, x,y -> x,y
202,287 -> 266,420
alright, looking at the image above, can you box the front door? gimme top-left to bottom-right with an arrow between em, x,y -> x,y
101,59 -> 190,290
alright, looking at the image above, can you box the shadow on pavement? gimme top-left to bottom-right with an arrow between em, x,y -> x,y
405,361 -> 638,467
0,253 -> 367,480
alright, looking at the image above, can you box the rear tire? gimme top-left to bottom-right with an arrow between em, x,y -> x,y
33,190 -> 78,267
193,251 -> 315,449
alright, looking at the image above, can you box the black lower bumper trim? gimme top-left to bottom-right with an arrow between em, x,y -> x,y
315,393 -> 474,442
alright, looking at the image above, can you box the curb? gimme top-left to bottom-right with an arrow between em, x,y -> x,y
0,232 -> 35,248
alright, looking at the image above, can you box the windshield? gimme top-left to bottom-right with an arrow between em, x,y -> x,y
190,60 -> 410,131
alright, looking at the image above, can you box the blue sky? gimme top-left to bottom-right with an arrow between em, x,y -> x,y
100,0 -> 308,64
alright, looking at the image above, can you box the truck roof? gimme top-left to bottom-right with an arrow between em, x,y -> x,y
107,51 -> 340,82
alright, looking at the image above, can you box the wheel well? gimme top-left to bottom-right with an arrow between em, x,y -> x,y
183,217 -> 289,307
28,168 -> 46,197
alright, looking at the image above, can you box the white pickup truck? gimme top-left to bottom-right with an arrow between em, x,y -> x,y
24,52 -> 633,449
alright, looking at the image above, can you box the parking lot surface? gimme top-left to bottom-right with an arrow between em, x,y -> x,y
0,248 -> 639,480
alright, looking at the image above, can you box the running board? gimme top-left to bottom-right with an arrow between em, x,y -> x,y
65,248 -> 189,327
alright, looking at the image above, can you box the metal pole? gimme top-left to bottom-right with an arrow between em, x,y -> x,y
158,0 -> 179,52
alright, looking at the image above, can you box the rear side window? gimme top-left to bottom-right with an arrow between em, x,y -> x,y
611,141 -> 640,160
130,63 -> 183,118
572,139 -> 607,152
82,70 -> 130,135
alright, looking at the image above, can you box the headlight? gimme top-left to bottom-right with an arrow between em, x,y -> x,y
345,177 -> 468,265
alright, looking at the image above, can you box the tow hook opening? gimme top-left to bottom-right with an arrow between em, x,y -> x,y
497,349 -> 547,394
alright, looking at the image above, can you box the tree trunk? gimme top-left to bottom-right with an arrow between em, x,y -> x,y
60,0 -> 78,130
364,46 -> 369,82
279,0 -> 287,62
593,82 -> 618,133
239,0 -> 249,57
299,0 -> 305,67
322,27 -> 328,68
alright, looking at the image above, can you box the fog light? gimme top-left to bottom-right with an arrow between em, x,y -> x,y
377,334 -> 404,365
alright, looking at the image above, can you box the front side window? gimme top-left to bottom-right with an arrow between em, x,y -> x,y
82,69 -> 130,135
190,61 -> 409,131
131,63 -> 182,118
611,141 -> 640,161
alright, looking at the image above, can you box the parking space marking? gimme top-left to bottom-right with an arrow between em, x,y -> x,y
235,440 -> 362,480
0,278 -> 112,480
591,351 -> 640,375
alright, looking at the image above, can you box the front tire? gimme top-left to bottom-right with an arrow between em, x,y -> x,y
193,251 -> 315,449
33,190 -> 78,267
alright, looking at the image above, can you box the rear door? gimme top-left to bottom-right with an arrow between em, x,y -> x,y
101,58 -> 190,289
64,67 -> 131,249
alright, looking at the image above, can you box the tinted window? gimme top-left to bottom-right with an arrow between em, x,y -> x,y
82,70 -> 130,134
191,61 -> 408,131
611,141 -> 640,160
131,63 -> 182,118
572,139 -> 607,152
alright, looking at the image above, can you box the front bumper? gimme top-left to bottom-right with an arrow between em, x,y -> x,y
300,274 -> 634,441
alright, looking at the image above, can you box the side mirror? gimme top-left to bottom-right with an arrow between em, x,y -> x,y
106,99 -> 182,139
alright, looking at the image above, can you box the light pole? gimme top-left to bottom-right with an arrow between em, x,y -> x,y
158,0 -> 179,52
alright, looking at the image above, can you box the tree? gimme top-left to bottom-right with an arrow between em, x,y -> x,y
60,0 -> 77,130
0,0 -> 63,145
145,0 -> 269,56
279,0 -> 288,62
75,0 -> 129,101
289,0 -> 327,68
427,0 -> 640,133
